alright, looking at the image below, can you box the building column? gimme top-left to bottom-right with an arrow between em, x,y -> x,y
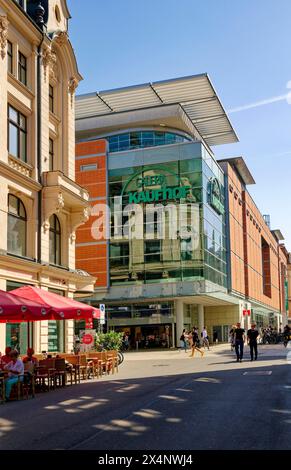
66,291 -> 75,353
176,299 -> 184,347
198,304 -> 204,335
171,322 -> 175,349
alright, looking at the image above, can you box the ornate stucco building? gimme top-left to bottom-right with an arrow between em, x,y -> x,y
0,0 -> 95,354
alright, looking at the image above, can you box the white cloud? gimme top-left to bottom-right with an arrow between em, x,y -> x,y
227,94 -> 288,114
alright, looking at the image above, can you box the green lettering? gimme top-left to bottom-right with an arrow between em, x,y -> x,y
129,192 -> 139,203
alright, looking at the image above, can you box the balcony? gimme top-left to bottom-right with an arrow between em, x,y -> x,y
42,171 -> 90,238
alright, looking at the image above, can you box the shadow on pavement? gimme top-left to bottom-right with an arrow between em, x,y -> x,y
0,357 -> 291,451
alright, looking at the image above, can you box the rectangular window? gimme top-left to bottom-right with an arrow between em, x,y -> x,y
7,41 -> 13,74
261,237 -> 271,298
49,85 -> 54,113
49,138 -> 54,171
18,51 -> 27,86
8,105 -> 27,162
80,164 -> 97,172
144,240 -> 161,263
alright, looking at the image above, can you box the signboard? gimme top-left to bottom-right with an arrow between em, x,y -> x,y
243,309 -> 251,316
85,318 -> 93,329
100,304 -> 106,325
48,320 -> 59,352
121,167 -> 196,204
79,329 -> 96,352
208,178 -> 225,215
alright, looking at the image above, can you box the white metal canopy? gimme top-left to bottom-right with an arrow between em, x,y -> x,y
76,74 -> 239,147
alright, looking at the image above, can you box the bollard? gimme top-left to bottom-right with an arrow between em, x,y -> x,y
136,341 -> 139,351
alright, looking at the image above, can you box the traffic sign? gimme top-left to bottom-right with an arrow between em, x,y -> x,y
100,304 -> 106,325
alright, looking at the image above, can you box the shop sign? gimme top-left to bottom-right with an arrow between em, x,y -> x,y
208,178 -> 225,215
79,329 -> 96,352
122,167 -> 192,204
85,318 -> 93,329
82,334 -> 94,345
243,309 -> 251,316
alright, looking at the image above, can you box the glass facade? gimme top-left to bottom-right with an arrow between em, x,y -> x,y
108,142 -> 227,289
107,131 -> 190,153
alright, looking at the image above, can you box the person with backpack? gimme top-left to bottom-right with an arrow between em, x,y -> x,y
180,329 -> 188,352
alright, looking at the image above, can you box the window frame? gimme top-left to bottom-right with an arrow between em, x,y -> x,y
8,105 -> 27,162
7,41 -> 13,74
18,51 -> 27,86
49,138 -> 54,171
7,194 -> 27,257
49,214 -> 61,266
49,84 -> 54,114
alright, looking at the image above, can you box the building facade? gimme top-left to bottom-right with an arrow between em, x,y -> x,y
75,75 -> 288,347
0,0 -> 95,354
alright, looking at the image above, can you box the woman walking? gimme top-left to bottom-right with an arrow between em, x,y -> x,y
189,327 -> 204,358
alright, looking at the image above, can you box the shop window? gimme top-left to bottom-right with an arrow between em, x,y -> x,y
48,289 -> 65,353
7,194 -> 27,257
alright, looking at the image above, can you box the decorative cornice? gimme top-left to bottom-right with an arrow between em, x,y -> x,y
0,15 -> 9,60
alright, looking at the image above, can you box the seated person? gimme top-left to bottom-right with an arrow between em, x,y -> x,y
4,350 -> 24,401
0,347 -> 12,369
23,348 -> 38,365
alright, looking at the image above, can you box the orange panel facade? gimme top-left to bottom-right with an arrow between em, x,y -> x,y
75,140 -> 108,290
225,161 -> 288,314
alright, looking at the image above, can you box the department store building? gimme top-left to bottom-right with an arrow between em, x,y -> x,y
75,75 -> 288,347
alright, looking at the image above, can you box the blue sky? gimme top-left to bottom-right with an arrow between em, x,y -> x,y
68,0 -> 291,247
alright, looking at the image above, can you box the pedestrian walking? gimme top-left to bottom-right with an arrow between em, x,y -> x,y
189,327 -> 204,358
180,329 -> 188,352
202,326 -> 210,350
213,330 -> 218,344
234,322 -> 245,362
247,323 -> 259,361
229,326 -> 236,352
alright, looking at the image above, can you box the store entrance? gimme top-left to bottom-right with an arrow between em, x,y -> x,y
115,324 -> 172,349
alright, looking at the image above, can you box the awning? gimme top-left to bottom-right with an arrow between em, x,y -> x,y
0,290 -> 52,323
11,286 -> 100,320
76,74 -> 239,146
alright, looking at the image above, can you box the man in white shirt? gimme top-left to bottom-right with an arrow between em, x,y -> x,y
202,327 -> 210,350
4,350 -> 24,400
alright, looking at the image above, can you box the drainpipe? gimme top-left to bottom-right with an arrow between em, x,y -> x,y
37,34 -> 45,264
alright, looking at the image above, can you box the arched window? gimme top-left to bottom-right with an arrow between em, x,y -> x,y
49,214 -> 61,266
7,194 -> 27,257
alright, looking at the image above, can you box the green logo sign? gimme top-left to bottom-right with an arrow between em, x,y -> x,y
122,167 -> 193,204
208,178 -> 224,215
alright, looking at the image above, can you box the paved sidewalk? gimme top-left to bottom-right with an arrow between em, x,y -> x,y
0,344 -> 290,450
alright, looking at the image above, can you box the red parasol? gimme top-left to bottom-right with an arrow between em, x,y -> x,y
11,286 -> 100,321
0,289 -> 52,323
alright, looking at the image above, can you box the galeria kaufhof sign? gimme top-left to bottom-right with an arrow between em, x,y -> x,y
120,167 -> 224,216
121,168 -> 193,204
